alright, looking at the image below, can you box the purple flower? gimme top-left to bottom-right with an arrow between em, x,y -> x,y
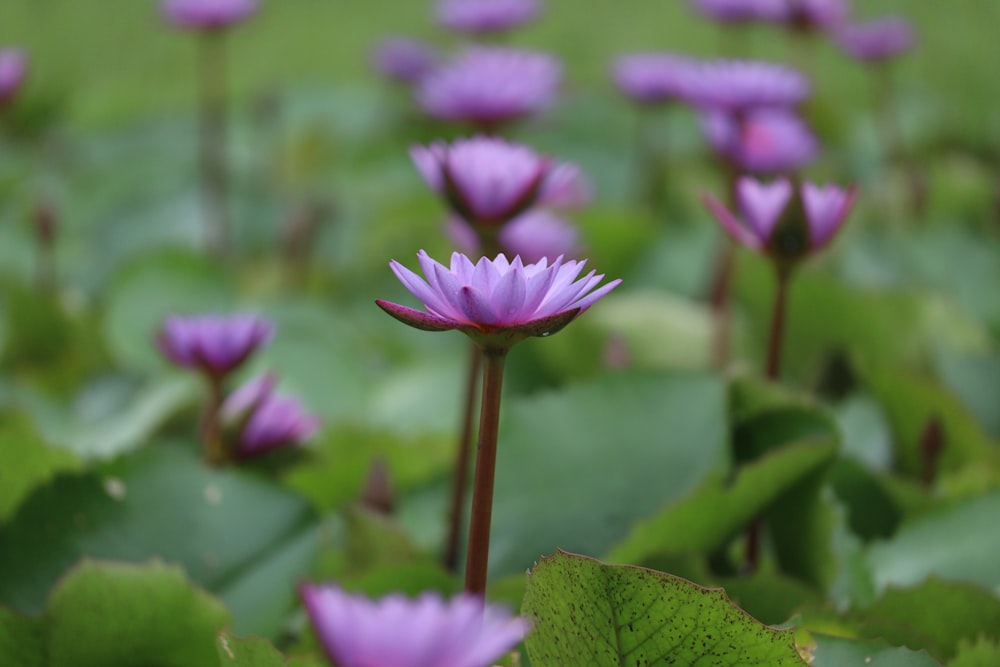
0,49 -> 27,106
371,37 -> 440,85
704,176 -> 857,265
448,209 -> 582,263
682,59 -> 810,112
701,108 -> 818,173
783,0 -> 849,32
161,0 -> 259,30
835,17 -> 915,62
156,313 -> 273,378
222,374 -> 319,457
415,47 -> 561,129
690,0 -> 787,24
302,585 -> 529,667
411,136 -> 583,226
612,53 -> 698,106
376,251 -> 620,349
436,0 -> 541,34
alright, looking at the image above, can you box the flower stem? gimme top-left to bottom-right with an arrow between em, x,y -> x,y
464,346 -> 508,594
200,375 -> 227,465
198,31 -> 230,257
442,344 -> 482,573
765,269 -> 790,381
708,159 -> 741,370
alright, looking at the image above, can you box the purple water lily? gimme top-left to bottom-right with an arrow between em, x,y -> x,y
222,374 -> 319,457
156,313 -> 273,379
415,47 -> 561,130
0,49 -> 26,106
448,209 -> 582,264
371,37 -> 440,85
690,0 -> 787,24
377,251 -> 620,349
835,17 -> 915,62
683,59 -> 810,112
612,52 -> 698,106
161,0 -> 259,30
701,108 -> 818,173
302,585 -> 529,667
436,0 -> 541,35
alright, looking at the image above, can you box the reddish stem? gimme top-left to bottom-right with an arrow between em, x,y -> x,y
200,375 -> 227,465
198,31 -> 230,257
442,344 -> 482,573
765,270 -> 790,381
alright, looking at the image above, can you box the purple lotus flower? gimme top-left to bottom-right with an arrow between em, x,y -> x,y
157,313 -> 273,378
448,209 -> 582,263
704,176 -> 857,264
783,0 -> 849,32
0,49 -> 26,106
302,585 -> 529,667
222,374 -> 319,457
682,59 -> 810,112
411,136 -> 584,226
690,0 -> 787,24
701,108 -> 818,173
436,0 -> 541,34
376,251 -> 620,349
835,17 -> 915,62
161,0 -> 259,30
612,53 -> 698,105
415,47 -> 561,129
371,37 -> 440,85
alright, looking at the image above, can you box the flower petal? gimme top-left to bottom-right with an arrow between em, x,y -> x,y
375,300 -> 459,331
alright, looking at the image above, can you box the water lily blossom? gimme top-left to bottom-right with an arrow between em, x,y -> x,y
448,209 -> 582,264
161,0 -> 259,30
222,374 -> 319,458
371,37 -> 440,85
691,0 -> 786,24
683,59 -> 810,112
0,49 -> 26,106
612,52 -> 698,106
436,0 -> 541,35
701,108 -> 819,173
836,17 -> 915,62
157,313 -> 274,378
302,584 -> 529,667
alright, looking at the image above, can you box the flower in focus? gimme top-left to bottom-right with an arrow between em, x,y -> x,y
371,37 -> 440,85
835,17 -> 915,62
436,0 -> 541,35
682,59 -> 810,112
415,47 -> 561,129
157,313 -> 274,378
222,374 -> 319,458
690,0 -> 786,24
411,136 -> 584,226
0,49 -> 27,106
302,585 -> 529,667
701,108 -> 818,173
704,176 -> 857,267
376,251 -> 620,350
448,209 -> 582,263
161,0 -> 259,30
612,52 -> 698,106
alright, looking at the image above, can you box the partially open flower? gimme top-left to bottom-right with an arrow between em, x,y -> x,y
612,52 -> 698,106
156,313 -> 273,379
222,374 -> 319,458
0,49 -> 27,106
682,59 -> 810,112
701,108 -> 818,174
370,37 -> 440,85
161,0 -> 259,30
835,17 -> 915,63
415,47 -> 561,129
436,0 -> 541,35
703,176 -> 857,268
690,0 -> 787,24
411,136 -> 582,226
301,584 -> 529,667
376,251 -> 620,350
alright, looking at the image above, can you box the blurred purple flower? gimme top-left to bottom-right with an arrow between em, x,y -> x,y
222,374 -> 319,457
302,584 -> 529,667
835,17 -> 915,62
690,0 -> 787,24
411,136 -> 584,226
0,49 -> 27,106
161,0 -> 259,30
701,108 -> 818,173
436,0 -> 542,34
783,0 -> 849,32
683,59 -> 810,112
376,251 -> 620,349
704,176 -> 857,263
371,37 -> 440,85
448,209 -> 582,263
612,52 -> 698,106
415,47 -> 561,129
157,313 -> 273,378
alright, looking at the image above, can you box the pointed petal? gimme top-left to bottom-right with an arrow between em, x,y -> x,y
458,285 -> 500,326
490,262 -> 528,323
569,277 -> 622,312
409,143 -> 445,192
702,192 -> 762,250
804,182 -> 858,248
389,259 -> 455,317
376,300 -> 459,331
736,177 -> 791,239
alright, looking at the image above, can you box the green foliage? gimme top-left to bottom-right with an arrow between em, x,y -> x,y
0,606 -> 44,667
216,631 -> 287,667
522,551 -> 808,666
811,635 -> 943,667
0,412 -> 78,523
948,637 -> 1000,667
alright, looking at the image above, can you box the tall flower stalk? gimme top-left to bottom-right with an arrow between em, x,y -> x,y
377,251 -> 620,592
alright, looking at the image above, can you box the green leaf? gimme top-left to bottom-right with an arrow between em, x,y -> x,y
0,606 -> 44,667
855,578 -> 1000,663
0,412 -> 79,523
811,634 -> 943,667
489,371 -> 728,577
606,440 -> 837,566
522,551 -> 808,666
716,571 -> 826,626
216,631 -> 286,667
934,348 -> 1000,440
866,492 -> 1000,592
948,637 -> 1000,667
45,559 -> 229,667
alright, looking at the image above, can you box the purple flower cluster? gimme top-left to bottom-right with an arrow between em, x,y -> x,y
157,313 -> 273,379
683,59 -> 811,112
612,53 -> 696,105
0,49 -> 26,106
701,108 -> 818,174
161,0 -> 259,30
370,37 -> 440,85
835,17 -> 915,62
222,374 -> 319,458
435,0 -> 541,35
